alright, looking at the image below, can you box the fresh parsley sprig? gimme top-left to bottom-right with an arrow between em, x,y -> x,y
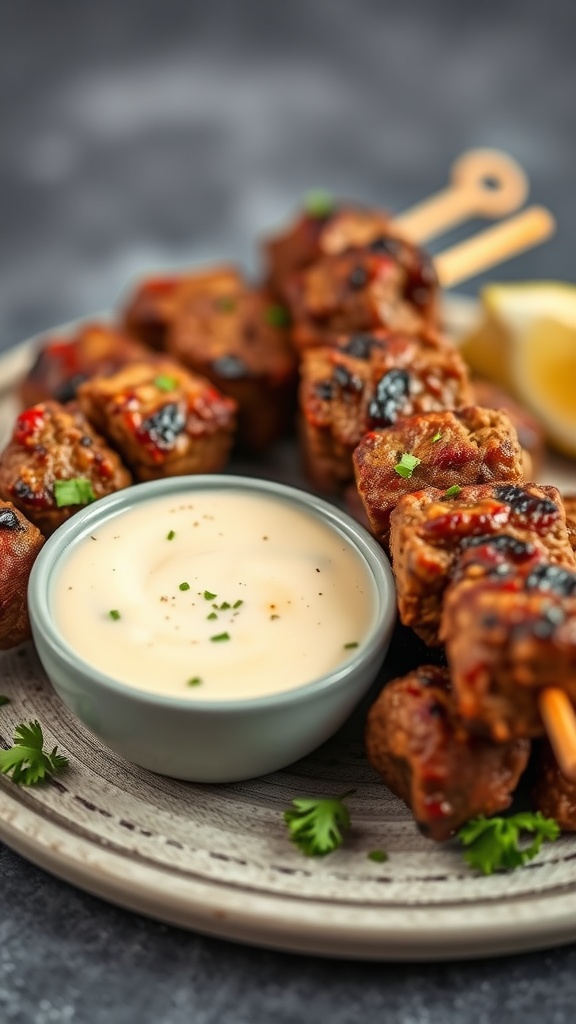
458,812 -> 560,875
0,721 -> 69,786
284,790 -> 355,856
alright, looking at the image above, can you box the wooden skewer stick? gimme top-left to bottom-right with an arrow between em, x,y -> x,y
434,206 -> 556,290
393,149 -> 529,244
539,689 -> 576,782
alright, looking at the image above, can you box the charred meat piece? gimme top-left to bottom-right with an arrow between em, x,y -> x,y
20,323 -> 151,407
123,265 -> 245,352
78,359 -> 237,481
0,502 -> 44,649
441,544 -> 576,740
263,202 -> 393,300
471,378 -> 546,478
532,741 -> 576,831
0,402 -> 132,535
365,665 -> 530,841
562,494 -> 576,555
299,329 -> 472,492
285,239 -> 438,352
354,407 -> 525,549
390,483 -> 576,646
165,267 -> 297,450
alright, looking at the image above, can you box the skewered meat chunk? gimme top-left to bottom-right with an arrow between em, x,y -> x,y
78,359 -> 237,481
0,502 -> 44,649
263,202 -> 393,300
123,266 -> 243,352
165,267 -> 297,450
365,665 -> 530,841
20,323 -> 151,407
0,402 -> 132,535
390,483 -> 576,646
471,378 -> 545,478
440,543 -> 576,740
354,406 -> 525,549
562,494 -> 576,555
299,329 -> 472,492
285,238 -> 438,352
532,741 -> 576,831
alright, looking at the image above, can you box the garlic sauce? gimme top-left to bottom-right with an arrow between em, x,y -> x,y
53,489 -> 376,700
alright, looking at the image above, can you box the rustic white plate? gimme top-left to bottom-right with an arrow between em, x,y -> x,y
1,299 -> 576,961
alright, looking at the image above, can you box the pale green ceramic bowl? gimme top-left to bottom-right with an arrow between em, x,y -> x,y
28,475 -> 396,782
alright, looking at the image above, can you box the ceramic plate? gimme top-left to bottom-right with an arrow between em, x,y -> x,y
1,299 -> 576,961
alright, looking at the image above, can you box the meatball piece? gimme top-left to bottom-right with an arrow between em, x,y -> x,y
441,544 -> 576,740
365,665 -> 530,841
78,359 -> 237,481
122,266 -> 240,352
263,201 -> 393,300
354,407 -> 525,549
285,238 -> 438,352
0,502 -> 44,649
0,402 -> 132,536
471,378 -> 546,478
167,269 -> 297,451
532,741 -> 576,831
390,483 -> 576,646
299,329 -> 472,492
20,322 -> 151,407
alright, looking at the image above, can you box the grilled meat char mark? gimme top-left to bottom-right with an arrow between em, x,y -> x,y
354,406 -> 525,550
389,482 -> 575,648
0,401 -> 132,536
365,665 -> 530,841
441,544 -> 576,741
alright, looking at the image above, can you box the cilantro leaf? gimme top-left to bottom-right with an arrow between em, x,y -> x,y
54,478 -> 96,508
0,721 -> 69,786
284,790 -> 354,856
458,812 -> 560,875
304,189 -> 334,219
393,452 -> 421,479
153,374 -> 178,393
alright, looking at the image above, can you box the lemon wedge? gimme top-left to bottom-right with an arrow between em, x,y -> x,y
460,282 -> 576,457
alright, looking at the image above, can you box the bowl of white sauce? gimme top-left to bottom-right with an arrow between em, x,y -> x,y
28,475 -> 396,782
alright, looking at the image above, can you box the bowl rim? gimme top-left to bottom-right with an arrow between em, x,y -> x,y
28,474 -> 396,713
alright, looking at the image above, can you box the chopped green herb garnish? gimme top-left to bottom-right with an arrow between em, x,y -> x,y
393,453 -> 421,479
166,529 -> 176,541
444,485 -> 462,499
187,677 -> 202,687
219,601 -> 231,610
432,430 -> 442,443
284,790 -> 354,857
207,612 -> 218,621
458,812 -> 560,875
179,582 -> 190,591
265,304 -> 291,328
367,849 -> 388,863
0,721 -> 68,786
270,614 -> 280,620
344,641 -> 359,650
233,600 -> 243,609
215,295 -> 236,313
304,188 -> 334,219
210,632 -> 230,642
0,696 -> 10,708
54,478 -> 96,508
204,590 -> 217,601
154,374 -> 178,393
108,609 -> 121,621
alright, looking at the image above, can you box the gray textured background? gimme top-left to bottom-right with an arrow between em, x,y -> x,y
2,1 -> 576,1021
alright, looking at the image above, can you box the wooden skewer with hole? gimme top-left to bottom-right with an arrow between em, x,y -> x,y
393,147 -> 530,243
